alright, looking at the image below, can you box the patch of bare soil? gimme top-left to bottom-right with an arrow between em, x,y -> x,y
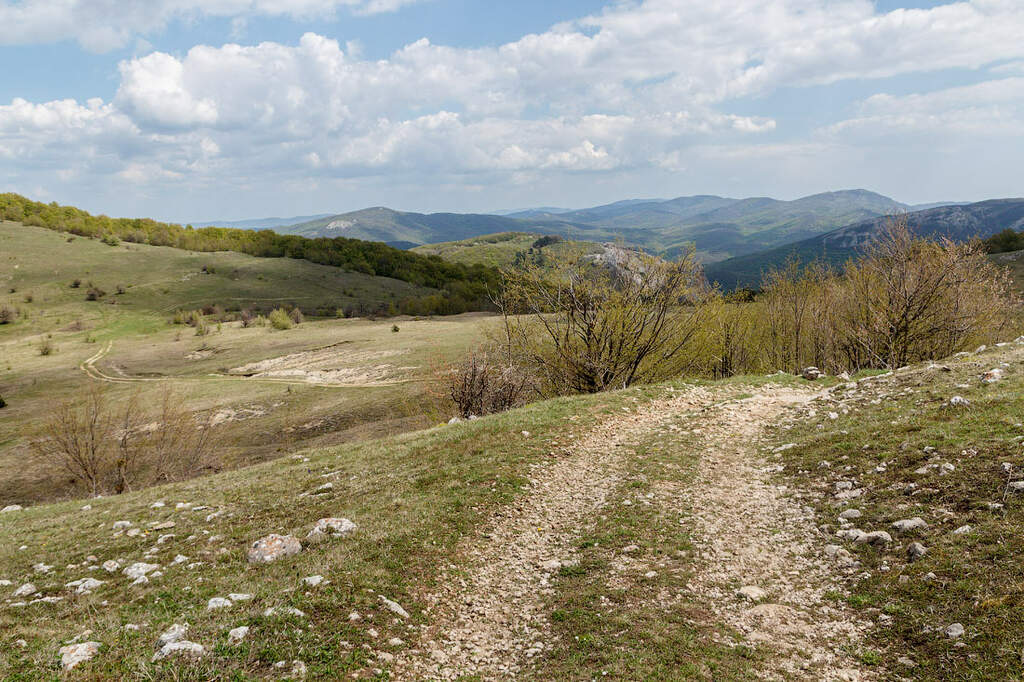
227,345 -> 411,386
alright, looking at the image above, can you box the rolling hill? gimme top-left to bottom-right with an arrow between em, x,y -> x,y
411,232 -> 604,269
189,214 -> 333,230
705,198 -> 1024,289
278,189 -> 915,263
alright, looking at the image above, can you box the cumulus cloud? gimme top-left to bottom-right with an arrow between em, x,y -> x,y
4,0 -> 1024,204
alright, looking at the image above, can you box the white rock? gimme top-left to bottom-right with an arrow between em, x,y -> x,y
379,595 -> 410,618
228,593 -> 253,602
387,637 -> 404,647
1,504 -> 24,513
171,554 -> 188,565
101,560 -> 120,573
307,517 -> 357,539
854,531 -> 892,547
228,626 -> 250,644
948,396 -> 970,408
736,585 -> 767,601
348,611 -> 361,622
123,624 -> 140,631
264,606 -> 306,618
945,623 -> 965,639
123,562 -> 159,580
302,575 -> 324,587
247,534 -> 302,563
152,640 -> 205,662
68,578 -> 105,594
952,525 -> 972,535
112,520 -> 132,530
59,641 -> 100,670
12,582 -> 37,598
981,368 -> 1003,384
892,517 -> 928,533
839,509 -> 862,520
207,597 -> 233,610
274,660 -> 307,677
150,501 -> 165,508
156,623 -> 189,648
1007,481 -> 1024,493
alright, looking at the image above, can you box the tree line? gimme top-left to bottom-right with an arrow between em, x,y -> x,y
1,193 -> 499,316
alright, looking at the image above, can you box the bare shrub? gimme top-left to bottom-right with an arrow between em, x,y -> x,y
239,309 -> 255,328
446,350 -> 530,418
31,387 -> 217,495
498,248 -> 713,394
288,307 -> 304,324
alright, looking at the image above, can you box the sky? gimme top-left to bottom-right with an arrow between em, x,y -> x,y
1,0 -> 1023,222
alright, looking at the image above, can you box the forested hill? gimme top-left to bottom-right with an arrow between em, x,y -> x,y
0,193 -> 499,315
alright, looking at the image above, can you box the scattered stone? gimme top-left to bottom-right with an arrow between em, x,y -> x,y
906,542 -> 927,562
897,656 -> 917,668
67,578 -> 105,594
58,641 -> 100,670
150,501 -> 165,508
854,531 -> 892,547
101,560 -> 120,573
156,623 -> 189,648
12,582 -> 37,598
839,509 -> 862,520
945,623 -> 965,639
377,651 -> 394,664
152,521 -> 176,530
207,597 -> 233,610
953,525 -> 972,535
228,626 -> 249,644
264,606 -> 306,618
948,396 -> 970,408
152,641 -> 205,662
247,534 -> 302,563
379,595 -> 410,619
736,585 -> 767,601
892,517 -> 928,533
302,575 -> 324,587
126,528 -> 142,537
1,504 -> 24,513
387,637 -> 404,647
348,611 -> 361,622
123,624 -> 140,631
447,417 -> 462,424
112,520 -> 132,530
1007,481 -> 1024,494
801,367 -> 823,380
33,562 -> 53,574
228,593 -> 253,602
274,660 -> 307,678
307,517 -> 357,538
123,562 -> 159,580
981,368 -> 1003,384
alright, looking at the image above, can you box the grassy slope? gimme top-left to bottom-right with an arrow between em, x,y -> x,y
0,221 -> 432,322
0,221 -> 496,504
769,341 -> 1024,679
411,232 -> 603,269
0,383 -> 671,679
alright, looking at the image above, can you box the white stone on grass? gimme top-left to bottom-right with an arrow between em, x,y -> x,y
12,583 -> 36,598
156,623 -> 189,648
379,595 -> 410,618
247,534 -> 302,564
228,626 -> 249,644
302,575 -> 324,587
207,597 -> 232,610
892,517 -> 928,533
59,641 -> 100,670
152,641 -> 205,662
123,562 -> 159,580
307,517 -> 357,538
736,585 -> 767,601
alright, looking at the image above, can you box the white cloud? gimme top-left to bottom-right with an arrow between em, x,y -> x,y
5,0 -> 1024,205
0,0 -> 426,52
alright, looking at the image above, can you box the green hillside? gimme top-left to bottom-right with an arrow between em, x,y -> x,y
412,232 -> 603,268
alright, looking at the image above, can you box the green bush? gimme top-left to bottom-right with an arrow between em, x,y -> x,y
269,308 -> 293,330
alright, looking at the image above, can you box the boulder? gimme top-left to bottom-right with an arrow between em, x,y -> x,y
156,623 -> 189,649
801,367 -> 823,380
247,534 -> 301,563
906,542 -> 927,562
854,531 -> 892,547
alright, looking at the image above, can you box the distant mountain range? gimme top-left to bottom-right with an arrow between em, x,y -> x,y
272,189 -> 932,262
705,198 -> 1024,289
190,191 -> 1022,290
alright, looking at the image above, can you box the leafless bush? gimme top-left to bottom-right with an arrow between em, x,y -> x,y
446,350 -> 530,418
31,386 -> 218,495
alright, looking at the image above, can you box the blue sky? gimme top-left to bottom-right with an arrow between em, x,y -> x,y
1,0 -> 1022,222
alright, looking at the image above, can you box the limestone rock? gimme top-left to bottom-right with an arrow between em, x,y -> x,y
156,623 -> 189,648
123,562 -> 160,580
736,585 -> 767,601
59,641 -> 100,670
906,542 -> 927,562
228,626 -> 249,644
152,640 -> 205,662
379,595 -> 410,618
891,517 -> 928,533
247,534 -> 302,563
207,597 -> 232,610
307,518 -> 357,539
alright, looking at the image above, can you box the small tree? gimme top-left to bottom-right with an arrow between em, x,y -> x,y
446,350 -> 530,417
498,248 -> 713,394
269,308 -> 293,330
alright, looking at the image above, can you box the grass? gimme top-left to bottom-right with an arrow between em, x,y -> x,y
412,232 -> 603,269
0,221 -> 502,504
0,383 -> 662,679
768,341 -> 1024,679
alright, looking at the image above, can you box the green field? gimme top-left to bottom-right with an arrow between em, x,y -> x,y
412,231 -> 604,269
0,221 -> 497,504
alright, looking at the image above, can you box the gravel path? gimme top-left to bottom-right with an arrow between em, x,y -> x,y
396,384 -> 875,680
